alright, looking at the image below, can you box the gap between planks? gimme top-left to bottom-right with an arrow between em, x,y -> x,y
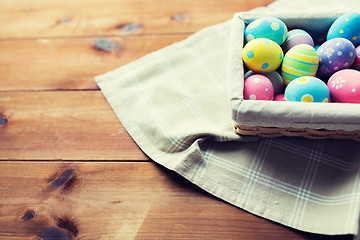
0,89 -> 101,93
0,32 -> 193,41
0,159 -> 151,163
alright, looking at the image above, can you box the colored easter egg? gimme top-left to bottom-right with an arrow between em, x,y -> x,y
327,12 -> 360,46
351,45 -> 360,70
244,70 -> 285,95
242,38 -> 284,73
316,38 -> 356,80
244,74 -> 274,100
327,69 -> 360,103
282,29 -> 314,53
284,76 -> 330,102
281,44 -> 319,85
273,94 -> 286,101
245,17 -> 288,45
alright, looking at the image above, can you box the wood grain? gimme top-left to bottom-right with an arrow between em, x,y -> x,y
1,0 -> 355,239
0,161 -> 351,240
0,0 -> 274,38
0,91 -> 147,161
0,36 -> 186,91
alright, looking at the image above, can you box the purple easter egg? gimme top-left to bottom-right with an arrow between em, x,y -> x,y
282,29 -> 314,53
316,38 -> 356,80
351,45 -> 360,70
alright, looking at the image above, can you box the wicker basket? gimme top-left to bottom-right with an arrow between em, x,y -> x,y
234,124 -> 360,141
227,11 -> 360,141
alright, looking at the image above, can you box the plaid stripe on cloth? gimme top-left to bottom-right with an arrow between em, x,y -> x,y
96,0 -> 360,235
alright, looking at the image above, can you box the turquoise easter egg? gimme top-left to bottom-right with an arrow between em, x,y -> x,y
327,12 -> 360,46
245,17 -> 288,45
281,44 -> 319,85
284,76 -> 330,102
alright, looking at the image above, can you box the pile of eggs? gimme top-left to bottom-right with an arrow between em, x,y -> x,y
241,13 -> 360,103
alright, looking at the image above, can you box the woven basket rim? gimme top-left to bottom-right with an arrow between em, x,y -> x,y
234,123 -> 360,141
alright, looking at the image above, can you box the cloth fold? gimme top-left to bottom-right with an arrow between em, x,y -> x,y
96,0 -> 360,235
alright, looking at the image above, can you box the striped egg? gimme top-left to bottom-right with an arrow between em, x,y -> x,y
282,29 -> 314,53
281,44 -> 319,85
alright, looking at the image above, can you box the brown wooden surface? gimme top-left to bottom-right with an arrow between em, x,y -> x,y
0,0 -> 353,239
0,0 -> 273,38
0,162 -> 352,240
0,91 -> 147,160
0,36 -> 186,91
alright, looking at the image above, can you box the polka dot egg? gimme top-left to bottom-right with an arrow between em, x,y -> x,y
245,17 -> 288,45
327,12 -> 360,47
242,38 -> 283,73
244,70 -> 285,95
351,45 -> 360,71
244,74 -> 274,100
316,38 -> 356,80
282,29 -> 314,54
281,44 -> 319,85
327,69 -> 360,103
284,76 -> 330,102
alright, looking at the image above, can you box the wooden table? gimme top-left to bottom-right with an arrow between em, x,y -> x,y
0,1 -> 353,239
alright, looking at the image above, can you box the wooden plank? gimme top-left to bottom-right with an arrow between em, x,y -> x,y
0,161 -> 351,240
0,91 -> 147,161
0,0 -> 275,38
0,35 -> 185,91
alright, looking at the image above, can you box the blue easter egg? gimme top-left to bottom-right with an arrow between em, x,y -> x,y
245,17 -> 288,45
317,38 -> 356,80
284,76 -> 330,102
327,12 -> 360,46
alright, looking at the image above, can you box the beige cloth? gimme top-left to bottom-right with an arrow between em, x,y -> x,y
96,0 -> 360,235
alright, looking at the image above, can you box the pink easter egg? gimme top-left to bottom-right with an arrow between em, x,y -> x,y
244,74 -> 274,100
274,94 -> 286,101
327,69 -> 360,103
351,45 -> 360,70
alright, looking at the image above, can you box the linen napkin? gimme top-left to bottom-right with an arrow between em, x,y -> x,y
96,0 -> 360,235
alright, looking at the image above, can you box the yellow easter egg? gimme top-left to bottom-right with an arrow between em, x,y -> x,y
242,38 -> 283,73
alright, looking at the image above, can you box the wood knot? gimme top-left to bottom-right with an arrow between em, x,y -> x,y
56,217 -> 79,237
51,169 -> 76,188
171,13 -> 187,21
0,113 -> 8,125
40,227 -> 73,240
117,23 -> 143,33
46,168 -> 78,194
57,17 -> 71,24
22,210 -> 36,221
94,38 -> 121,52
